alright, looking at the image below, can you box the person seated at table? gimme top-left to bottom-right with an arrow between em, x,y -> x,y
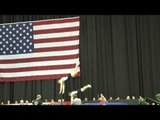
71,94 -> 82,105
20,99 -> 25,105
25,100 -> 29,105
98,94 -> 107,104
32,94 -> 43,105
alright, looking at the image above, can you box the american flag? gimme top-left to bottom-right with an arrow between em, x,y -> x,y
0,16 -> 80,82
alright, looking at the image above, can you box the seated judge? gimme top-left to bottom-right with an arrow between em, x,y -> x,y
98,94 -> 107,104
32,94 -> 43,105
71,94 -> 82,105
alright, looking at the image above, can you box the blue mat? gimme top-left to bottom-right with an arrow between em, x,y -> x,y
82,102 -> 128,105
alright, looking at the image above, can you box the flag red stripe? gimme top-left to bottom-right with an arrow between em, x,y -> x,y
0,64 -> 76,72
0,74 -> 80,82
34,45 -> 79,52
34,36 -> 79,43
33,27 -> 79,34
32,17 -> 80,26
0,54 -> 79,64
0,74 -> 74,82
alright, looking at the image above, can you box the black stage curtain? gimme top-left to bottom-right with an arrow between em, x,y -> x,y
0,15 -> 160,103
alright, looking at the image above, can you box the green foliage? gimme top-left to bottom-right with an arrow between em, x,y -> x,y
139,98 -> 149,105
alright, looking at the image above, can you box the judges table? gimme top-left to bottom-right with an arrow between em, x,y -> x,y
82,102 -> 128,105
82,99 -> 139,105
2,99 -> 139,105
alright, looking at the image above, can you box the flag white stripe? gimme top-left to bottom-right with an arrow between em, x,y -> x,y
34,31 -> 79,39
35,40 -> 79,48
0,59 -> 78,68
0,49 -> 79,60
33,22 -> 79,30
0,68 -> 80,78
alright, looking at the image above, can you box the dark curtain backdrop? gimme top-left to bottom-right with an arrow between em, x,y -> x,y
0,15 -> 160,103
